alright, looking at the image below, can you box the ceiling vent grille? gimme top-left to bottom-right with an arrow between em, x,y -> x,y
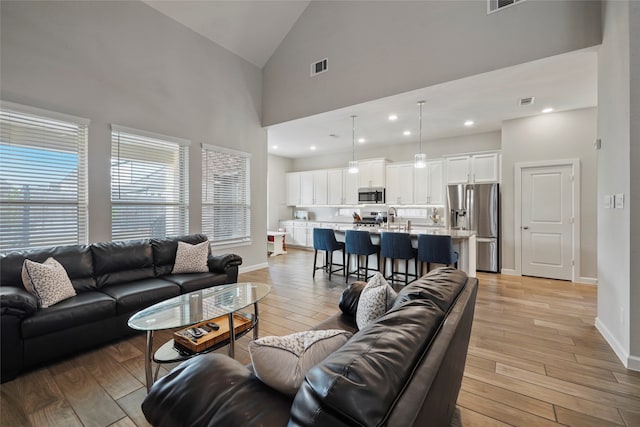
488,0 -> 524,13
310,58 -> 328,77
519,96 -> 535,106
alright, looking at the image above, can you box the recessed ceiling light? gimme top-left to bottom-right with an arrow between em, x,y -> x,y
310,146 -> 317,150
403,130 -> 411,136
272,145 -> 278,149
464,120 -> 475,127
388,114 -> 398,121
542,107 -> 554,113
358,138 -> 366,143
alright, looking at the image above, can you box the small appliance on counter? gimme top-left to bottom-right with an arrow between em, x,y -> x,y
293,210 -> 309,220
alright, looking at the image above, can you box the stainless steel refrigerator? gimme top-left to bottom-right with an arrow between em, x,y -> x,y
447,183 -> 500,273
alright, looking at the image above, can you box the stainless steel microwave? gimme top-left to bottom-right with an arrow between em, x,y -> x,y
358,187 -> 385,204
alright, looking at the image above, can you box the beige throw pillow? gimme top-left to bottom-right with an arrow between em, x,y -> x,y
355,272 -> 397,330
172,240 -> 209,274
248,329 -> 352,397
21,258 -> 76,308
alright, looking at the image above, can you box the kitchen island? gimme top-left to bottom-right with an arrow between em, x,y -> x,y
332,225 -> 476,278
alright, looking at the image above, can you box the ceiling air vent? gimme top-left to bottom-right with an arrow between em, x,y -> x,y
519,96 -> 535,106
488,0 -> 524,14
310,58 -> 328,77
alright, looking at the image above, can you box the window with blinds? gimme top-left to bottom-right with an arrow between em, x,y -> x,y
202,144 -> 251,245
111,126 -> 189,241
0,102 -> 89,252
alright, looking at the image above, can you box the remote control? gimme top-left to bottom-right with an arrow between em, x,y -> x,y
206,322 -> 220,331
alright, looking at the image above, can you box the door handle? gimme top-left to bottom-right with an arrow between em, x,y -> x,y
522,226 -> 529,230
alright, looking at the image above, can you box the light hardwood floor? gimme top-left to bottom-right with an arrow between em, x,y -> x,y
1,248 -> 639,426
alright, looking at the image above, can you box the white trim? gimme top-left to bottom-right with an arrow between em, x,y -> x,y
202,143 -> 252,158
514,159 -> 581,281
595,317 -> 638,371
239,262 -> 269,274
501,268 -> 519,276
1,100 -> 90,125
211,240 -> 252,251
111,124 -> 190,146
577,277 -> 598,285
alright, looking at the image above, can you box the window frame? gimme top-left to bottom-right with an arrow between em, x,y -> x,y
201,143 -> 252,247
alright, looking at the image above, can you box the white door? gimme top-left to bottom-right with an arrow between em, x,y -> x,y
521,165 -> 573,280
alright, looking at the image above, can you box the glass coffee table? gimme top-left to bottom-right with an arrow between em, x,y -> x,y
128,282 -> 271,390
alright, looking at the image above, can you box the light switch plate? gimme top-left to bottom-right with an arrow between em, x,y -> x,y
615,193 -> 625,209
604,195 -> 613,209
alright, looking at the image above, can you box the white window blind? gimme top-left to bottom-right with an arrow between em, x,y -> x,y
0,102 -> 89,252
202,144 -> 251,245
111,126 -> 189,241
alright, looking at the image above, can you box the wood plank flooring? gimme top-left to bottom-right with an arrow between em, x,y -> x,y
1,248 -> 638,426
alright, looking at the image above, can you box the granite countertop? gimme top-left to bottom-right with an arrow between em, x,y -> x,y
333,225 -> 475,238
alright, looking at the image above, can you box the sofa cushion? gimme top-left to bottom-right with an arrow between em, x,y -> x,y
249,330 -> 352,397
162,273 -> 228,293
21,258 -> 77,308
151,234 -> 209,276
100,278 -> 180,314
291,299 -> 445,426
0,244 -> 96,292
356,273 -> 397,330
92,240 -> 155,287
21,291 -> 116,339
172,241 -> 209,274
393,267 -> 467,313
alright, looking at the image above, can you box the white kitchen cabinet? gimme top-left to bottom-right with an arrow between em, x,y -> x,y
327,168 -> 358,205
445,153 -> 500,184
292,222 -> 308,246
286,172 -> 301,206
299,170 -> 328,205
414,159 -> 444,205
386,163 -> 414,205
358,159 -> 387,188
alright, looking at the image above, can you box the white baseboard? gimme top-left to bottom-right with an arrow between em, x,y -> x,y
501,268 -> 518,276
239,262 -> 269,274
577,276 -> 598,285
594,317 -> 639,371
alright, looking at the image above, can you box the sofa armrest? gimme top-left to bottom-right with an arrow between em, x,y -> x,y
0,286 -> 37,318
207,253 -> 242,274
142,354 -> 292,427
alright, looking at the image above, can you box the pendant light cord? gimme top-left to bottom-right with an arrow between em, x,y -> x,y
418,101 -> 424,153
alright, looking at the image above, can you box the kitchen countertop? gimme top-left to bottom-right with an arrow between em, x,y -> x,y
333,225 -> 474,238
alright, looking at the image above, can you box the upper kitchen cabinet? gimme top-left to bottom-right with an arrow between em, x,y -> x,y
414,159 -> 444,205
386,163 -> 414,205
286,172 -> 301,206
299,170 -> 328,205
445,152 -> 500,184
327,168 -> 358,205
357,159 -> 387,188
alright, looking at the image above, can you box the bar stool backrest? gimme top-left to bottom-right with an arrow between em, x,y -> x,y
381,232 -> 414,260
313,228 -> 341,252
345,230 -> 378,256
418,234 -> 456,265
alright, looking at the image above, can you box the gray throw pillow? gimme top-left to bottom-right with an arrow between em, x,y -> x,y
355,272 -> 397,330
248,329 -> 352,397
172,240 -> 209,274
21,257 -> 76,308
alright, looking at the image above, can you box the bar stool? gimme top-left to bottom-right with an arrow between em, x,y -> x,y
312,228 -> 345,280
380,232 -> 418,286
345,229 -> 380,283
417,234 -> 458,276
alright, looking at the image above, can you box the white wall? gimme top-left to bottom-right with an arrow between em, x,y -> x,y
501,108 -> 598,281
267,155 -> 293,229
291,131 -> 501,171
596,0 -> 640,369
0,1 -> 268,269
263,0 -> 601,126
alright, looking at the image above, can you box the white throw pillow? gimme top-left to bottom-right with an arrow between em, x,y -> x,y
356,272 -> 397,330
172,240 -> 210,274
21,258 -> 76,308
248,329 -> 352,397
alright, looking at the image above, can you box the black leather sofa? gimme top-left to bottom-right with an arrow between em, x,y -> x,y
0,234 -> 242,383
142,267 -> 478,427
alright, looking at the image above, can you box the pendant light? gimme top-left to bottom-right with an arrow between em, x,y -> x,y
414,101 -> 427,169
348,115 -> 359,174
